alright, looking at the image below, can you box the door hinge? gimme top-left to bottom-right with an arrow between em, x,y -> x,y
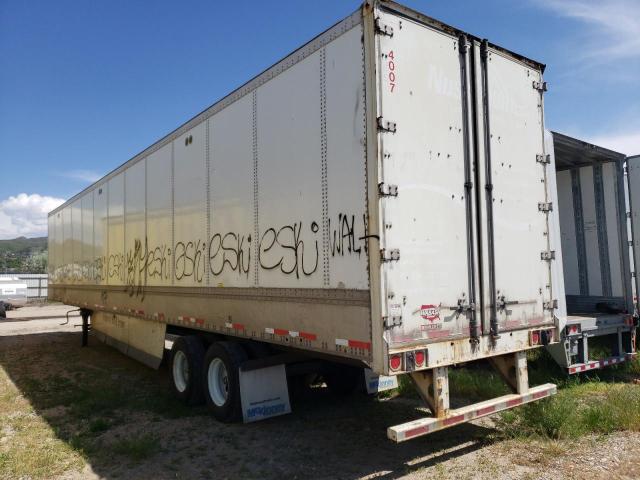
378,182 -> 398,197
541,250 -> 556,261
377,116 -> 397,133
538,202 -> 553,212
532,80 -> 548,92
544,299 -> 558,310
374,18 -> 394,37
381,248 -> 400,262
536,154 -> 551,164
383,315 -> 402,329
627,212 -> 632,219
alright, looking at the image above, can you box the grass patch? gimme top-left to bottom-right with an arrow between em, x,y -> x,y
0,334 -> 202,478
88,417 -> 111,434
0,368 -> 84,479
395,364 -> 509,402
110,434 -> 161,461
449,367 -> 509,401
497,382 -> 640,440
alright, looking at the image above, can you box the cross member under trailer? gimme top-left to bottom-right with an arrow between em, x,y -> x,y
387,352 -> 556,442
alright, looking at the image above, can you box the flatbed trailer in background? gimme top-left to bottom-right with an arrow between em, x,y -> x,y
48,0 -> 560,441
547,132 -> 637,373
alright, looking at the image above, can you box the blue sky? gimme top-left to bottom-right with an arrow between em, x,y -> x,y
0,0 -> 638,238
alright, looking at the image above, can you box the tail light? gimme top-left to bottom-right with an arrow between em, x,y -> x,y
414,350 -> 426,367
566,324 -> 580,335
389,354 -> 402,372
530,331 -> 540,346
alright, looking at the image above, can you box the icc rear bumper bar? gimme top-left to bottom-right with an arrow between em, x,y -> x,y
388,383 -> 557,442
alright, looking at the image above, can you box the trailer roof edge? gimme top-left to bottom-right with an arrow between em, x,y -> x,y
378,0 -> 546,73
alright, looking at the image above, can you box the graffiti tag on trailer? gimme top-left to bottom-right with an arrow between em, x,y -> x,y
51,212 -> 377,298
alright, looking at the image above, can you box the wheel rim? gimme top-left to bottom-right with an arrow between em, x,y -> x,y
207,357 -> 229,407
173,350 -> 189,393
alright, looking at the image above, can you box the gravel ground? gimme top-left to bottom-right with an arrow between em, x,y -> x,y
1,304 -> 639,480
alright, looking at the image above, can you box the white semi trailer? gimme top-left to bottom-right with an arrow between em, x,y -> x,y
546,132 -> 637,373
629,155 -> 640,297
48,0 -> 560,441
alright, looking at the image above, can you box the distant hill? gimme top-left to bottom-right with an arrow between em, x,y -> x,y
0,236 -> 48,273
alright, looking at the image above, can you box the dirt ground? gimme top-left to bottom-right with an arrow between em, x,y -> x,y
1,304 -> 639,480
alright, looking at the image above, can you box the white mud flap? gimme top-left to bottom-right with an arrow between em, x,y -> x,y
364,368 -> 398,394
240,364 -> 291,423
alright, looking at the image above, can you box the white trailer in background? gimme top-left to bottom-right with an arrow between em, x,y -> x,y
48,0 -> 560,441
547,132 -> 637,373
627,153 -> 640,311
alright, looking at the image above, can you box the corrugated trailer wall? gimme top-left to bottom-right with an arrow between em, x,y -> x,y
48,16 -> 376,364
556,152 -> 630,313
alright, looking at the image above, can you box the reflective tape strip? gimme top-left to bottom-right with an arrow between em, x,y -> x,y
568,354 -> 633,374
265,327 -> 316,340
477,405 -> 496,416
348,340 -> 371,350
225,322 -> 244,330
442,414 -> 465,427
404,425 -> 430,439
336,338 -> 371,349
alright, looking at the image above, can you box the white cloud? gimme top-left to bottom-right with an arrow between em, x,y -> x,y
0,193 -> 65,240
535,0 -> 640,63
588,130 -> 640,156
62,170 -> 103,183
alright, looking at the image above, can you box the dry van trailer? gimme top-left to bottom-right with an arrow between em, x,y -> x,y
547,132 -> 637,373
48,0 -> 560,441
626,154 -> 640,314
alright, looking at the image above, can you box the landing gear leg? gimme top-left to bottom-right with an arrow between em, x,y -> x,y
80,309 -> 91,347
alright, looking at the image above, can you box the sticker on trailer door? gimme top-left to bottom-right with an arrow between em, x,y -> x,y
415,304 -> 450,338
419,304 -> 440,322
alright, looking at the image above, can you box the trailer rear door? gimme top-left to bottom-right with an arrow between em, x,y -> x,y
374,10 -> 554,349
474,44 -> 554,332
375,12 -> 478,347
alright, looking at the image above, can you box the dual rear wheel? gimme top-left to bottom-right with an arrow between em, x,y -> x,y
169,337 -> 246,422
169,336 -> 365,422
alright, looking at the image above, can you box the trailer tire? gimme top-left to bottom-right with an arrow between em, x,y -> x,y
0,303 -> 6,319
203,341 -> 247,423
324,365 -> 363,396
169,336 -> 205,406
